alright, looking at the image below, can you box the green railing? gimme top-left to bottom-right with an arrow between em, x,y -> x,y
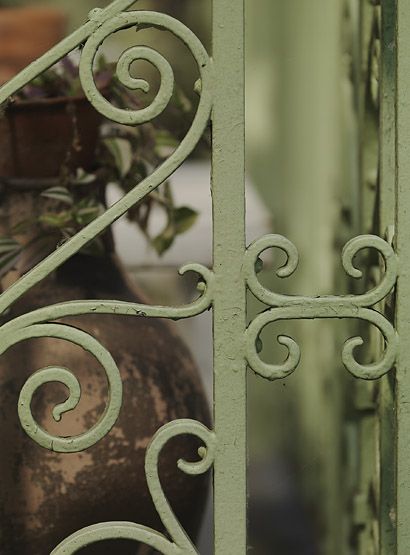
0,0 -> 408,552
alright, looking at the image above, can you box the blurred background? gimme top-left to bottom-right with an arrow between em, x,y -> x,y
0,1 -> 381,554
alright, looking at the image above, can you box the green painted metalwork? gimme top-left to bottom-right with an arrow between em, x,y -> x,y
0,1 -> 217,551
212,1 -> 246,552
379,0 -> 396,552
395,2 -> 410,554
0,0 -> 407,552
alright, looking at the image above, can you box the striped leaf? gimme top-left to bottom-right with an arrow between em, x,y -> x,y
41,186 -> 74,206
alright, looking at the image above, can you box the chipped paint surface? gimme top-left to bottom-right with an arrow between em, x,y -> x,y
0,0 -> 405,553
0,253 -> 210,553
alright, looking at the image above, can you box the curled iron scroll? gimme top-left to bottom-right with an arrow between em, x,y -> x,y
51,419 -> 216,554
0,7 -> 215,552
244,234 -> 398,381
0,10 -> 214,454
0,261 -> 214,457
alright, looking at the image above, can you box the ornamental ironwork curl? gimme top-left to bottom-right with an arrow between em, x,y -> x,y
0,0 -> 400,552
1,323 -> 123,453
0,10 -> 213,316
51,419 -> 216,554
0,263 -> 214,453
244,234 -> 398,380
0,3 -> 215,551
0,8 -> 213,443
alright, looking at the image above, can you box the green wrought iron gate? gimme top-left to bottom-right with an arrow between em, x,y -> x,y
0,0 -> 410,552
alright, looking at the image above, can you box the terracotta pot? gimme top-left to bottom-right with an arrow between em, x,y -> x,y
0,188 -> 211,554
0,95 -> 102,179
0,6 -> 67,84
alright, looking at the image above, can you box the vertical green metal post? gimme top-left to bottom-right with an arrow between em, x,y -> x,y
380,1 -> 396,552
395,1 -> 410,552
212,0 -> 247,553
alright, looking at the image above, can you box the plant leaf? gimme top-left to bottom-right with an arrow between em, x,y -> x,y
173,206 -> 198,234
103,137 -> 132,177
74,204 -> 103,226
39,211 -> 73,229
0,251 -> 22,278
72,168 -> 97,185
152,230 -> 175,256
0,237 -> 21,255
41,186 -> 73,205
0,239 -> 22,278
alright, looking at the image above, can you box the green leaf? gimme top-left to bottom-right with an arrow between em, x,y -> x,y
74,204 -> 103,226
123,160 -> 149,191
154,131 -> 179,158
39,211 -> 73,229
152,231 -> 175,256
72,168 -> 97,185
41,186 -> 74,205
0,250 -> 22,278
0,237 -> 21,255
103,137 -> 132,177
150,205 -> 198,256
154,130 -> 179,148
0,239 -> 22,278
173,87 -> 192,113
173,206 -> 198,234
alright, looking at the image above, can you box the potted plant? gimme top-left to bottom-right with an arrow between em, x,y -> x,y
0,0 -> 67,84
0,56 -> 210,554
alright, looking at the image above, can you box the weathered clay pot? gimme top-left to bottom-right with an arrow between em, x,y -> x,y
0,247 -> 211,554
0,7 -> 67,84
0,104 -> 211,552
0,95 -> 102,178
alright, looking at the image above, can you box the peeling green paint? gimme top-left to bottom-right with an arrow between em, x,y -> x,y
0,0 -> 407,552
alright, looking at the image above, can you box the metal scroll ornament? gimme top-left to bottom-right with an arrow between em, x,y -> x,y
244,234 -> 398,381
0,0 -> 398,553
0,2 -> 216,552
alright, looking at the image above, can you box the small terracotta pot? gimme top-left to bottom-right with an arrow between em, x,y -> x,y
0,96 -> 102,178
0,6 -> 67,84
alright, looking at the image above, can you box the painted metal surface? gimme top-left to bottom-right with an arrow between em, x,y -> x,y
0,0 -> 406,552
395,1 -> 410,553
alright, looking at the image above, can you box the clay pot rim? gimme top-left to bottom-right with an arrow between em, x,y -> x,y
7,93 -> 92,113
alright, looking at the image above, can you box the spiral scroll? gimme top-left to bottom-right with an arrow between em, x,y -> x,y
244,234 -> 398,380
0,323 -> 122,452
0,10 -> 213,317
0,0 -> 398,552
0,2 -> 219,551
51,419 -> 216,554
79,14 -> 176,126
244,234 -> 397,307
0,263 -> 214,452
0,7 -> 217,550
0,6 -> 213,452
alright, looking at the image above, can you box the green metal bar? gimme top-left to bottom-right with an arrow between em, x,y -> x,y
212,0 -> 247,553
379,1 -> 397,552
380,0 -> 396,234
395,1 -> 410,552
